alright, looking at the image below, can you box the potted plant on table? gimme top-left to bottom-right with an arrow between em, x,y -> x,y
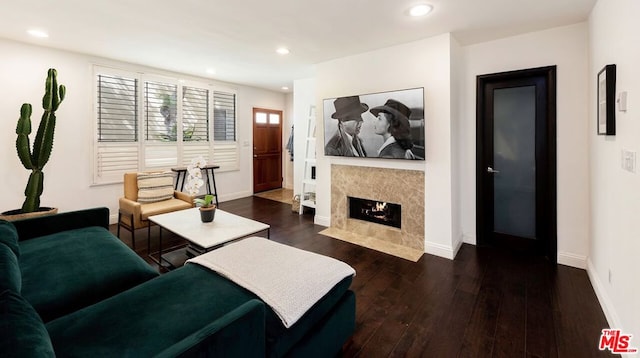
184,156 -> 216,222
195,194 -> 216,223
0,69 -> 66,221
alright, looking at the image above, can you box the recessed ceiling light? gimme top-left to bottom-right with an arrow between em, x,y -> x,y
27,29 -> 49,38
276,47 -> 290,55
281,86 -> 289,90
409,4 -> 433,17
206,68 -> 216,75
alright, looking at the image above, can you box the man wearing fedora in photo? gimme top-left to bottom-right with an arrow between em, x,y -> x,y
324,96 -> 368,157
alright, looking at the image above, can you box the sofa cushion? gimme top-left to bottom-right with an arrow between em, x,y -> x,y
0,289 -> 55,357
19,226 -> 158,322
0,221 -> 21,293
47,263 -> 352,357
0,245 -> 21,293
0,220 -> 20,256
47,264 -> 260,357
137,171 -> 174,203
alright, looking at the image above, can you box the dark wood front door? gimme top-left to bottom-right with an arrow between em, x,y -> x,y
476,66 -> 557,262
253,108 -> 282,193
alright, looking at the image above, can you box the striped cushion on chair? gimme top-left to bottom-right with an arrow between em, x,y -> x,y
137,172 -> 174,203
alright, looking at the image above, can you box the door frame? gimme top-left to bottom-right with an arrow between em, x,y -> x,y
476,66 -> 557,262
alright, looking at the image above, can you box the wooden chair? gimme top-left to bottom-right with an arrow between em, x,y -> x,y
117,172 -> 194,250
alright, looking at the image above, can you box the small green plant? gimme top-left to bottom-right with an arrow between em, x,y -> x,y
194,194 -> 216,208
15,69 -> 66,213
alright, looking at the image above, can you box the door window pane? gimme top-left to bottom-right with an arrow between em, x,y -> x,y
493,86 -> 536,239
256,112 -> 267,124
269,113 -> 280,124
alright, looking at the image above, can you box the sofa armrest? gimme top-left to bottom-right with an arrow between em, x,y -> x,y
154,299 -> 266,358
12,207 -> 110,242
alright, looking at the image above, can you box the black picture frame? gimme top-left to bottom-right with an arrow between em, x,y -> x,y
597,64 -> 616,135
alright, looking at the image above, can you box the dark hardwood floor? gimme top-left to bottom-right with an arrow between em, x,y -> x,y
111,196 -> 614,357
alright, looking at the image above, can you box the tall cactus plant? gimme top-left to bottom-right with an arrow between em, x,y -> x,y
15,68 -> 66,213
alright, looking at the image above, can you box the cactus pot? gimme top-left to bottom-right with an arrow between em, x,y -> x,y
199,205 -> 216,223
0,207 -> 58,222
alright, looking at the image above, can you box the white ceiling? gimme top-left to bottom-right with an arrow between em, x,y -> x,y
1,0 -> 596,92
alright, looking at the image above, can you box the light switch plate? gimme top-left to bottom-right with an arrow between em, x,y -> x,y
617,91 -> 628,112
622,149 -> 636,173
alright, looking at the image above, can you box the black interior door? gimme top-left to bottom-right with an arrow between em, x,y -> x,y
476,66 -> 557,261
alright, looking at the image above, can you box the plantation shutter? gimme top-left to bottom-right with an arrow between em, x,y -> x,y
95,74 -> 139,183
93,67 -> 241,184
145,81 -> 178,142
212,91 -> 238,171
213,91 -> 236,141
97,74 -> 138,142
144,81 -> 178,169
182,86 -> 209,142
181,86 -> 211,166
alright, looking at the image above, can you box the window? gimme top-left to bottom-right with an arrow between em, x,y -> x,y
93,66 -> 239,184
97,74 -> 137,142
145,81 -> 177,142
213,91 -> 236,141
183,86 -> 209,142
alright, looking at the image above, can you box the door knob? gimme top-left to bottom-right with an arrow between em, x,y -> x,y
487,166 -> 500,174
254,155 -> 257,158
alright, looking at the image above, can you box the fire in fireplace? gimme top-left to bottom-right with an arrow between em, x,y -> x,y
348,196 -> 401,229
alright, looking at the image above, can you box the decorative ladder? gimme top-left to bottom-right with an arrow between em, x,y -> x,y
300,105 -> 316,215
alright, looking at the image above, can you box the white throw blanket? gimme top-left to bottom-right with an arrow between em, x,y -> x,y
186,236 -> 356,328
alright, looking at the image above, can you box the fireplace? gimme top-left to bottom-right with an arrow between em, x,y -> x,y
348,197 -> 401,229
331,164 -> 424,252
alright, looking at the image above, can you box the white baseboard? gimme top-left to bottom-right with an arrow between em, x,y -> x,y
222,190 -> 253,203
557,251 -> 587,269
424,241 -> 456,260
314,215 -> 330,227
587,259 -> 621,331
463,233 -> 476,245
452,234 -> 464,259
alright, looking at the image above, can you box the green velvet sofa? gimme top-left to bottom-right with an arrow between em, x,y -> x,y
0,207 -> 355,357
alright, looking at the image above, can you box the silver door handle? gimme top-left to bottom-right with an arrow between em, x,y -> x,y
487,166 -> 500,174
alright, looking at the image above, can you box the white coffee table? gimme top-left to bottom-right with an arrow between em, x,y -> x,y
148,208 -> 270,269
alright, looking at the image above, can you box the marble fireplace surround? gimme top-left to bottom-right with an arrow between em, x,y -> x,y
327,164 -> 425,259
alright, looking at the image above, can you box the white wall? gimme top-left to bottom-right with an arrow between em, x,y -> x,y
450,35 -> 464,254
588,0 -> 640,340
459,23 -> 591,268
0,38 -> 286,222
314,33 -> 459,259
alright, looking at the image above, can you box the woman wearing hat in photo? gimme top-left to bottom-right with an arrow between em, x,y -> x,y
370,99 -> 416,159
324,96 -> 368,157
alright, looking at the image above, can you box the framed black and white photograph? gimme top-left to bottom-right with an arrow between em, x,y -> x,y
323,88 -> 425,160
597,64 -> 616,135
